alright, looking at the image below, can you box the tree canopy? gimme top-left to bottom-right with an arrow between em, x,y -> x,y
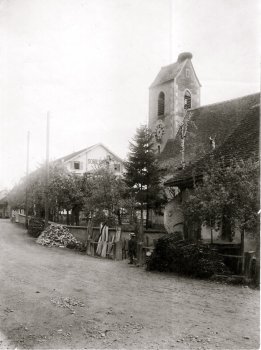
183,157 -> 259,240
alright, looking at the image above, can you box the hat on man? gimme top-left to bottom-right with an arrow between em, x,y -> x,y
130,232 -> 136,236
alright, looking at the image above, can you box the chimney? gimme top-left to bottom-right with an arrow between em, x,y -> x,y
178,52 -> 193,63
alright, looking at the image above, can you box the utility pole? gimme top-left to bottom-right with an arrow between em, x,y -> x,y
44,112 -> 50,228
25,131 -> 30,229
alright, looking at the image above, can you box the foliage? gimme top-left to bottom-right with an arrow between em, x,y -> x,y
8,163 -> 92,224
83,165 -> 128,226
183,157 -> 259,237
124,125 -> 166,227
27,217 -> 45,238
146,233 -> 230,278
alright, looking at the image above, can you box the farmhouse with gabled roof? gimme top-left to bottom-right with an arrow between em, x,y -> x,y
56,143 -> 125,176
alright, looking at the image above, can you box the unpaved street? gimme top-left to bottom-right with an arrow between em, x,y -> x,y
0,219 -> 259,349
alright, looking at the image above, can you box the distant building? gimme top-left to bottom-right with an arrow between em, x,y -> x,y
56,143 -> 125,176
0,190 -> 9,218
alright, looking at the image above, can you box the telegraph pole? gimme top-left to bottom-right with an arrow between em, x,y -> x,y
44,112 -> 50,228
25,131 -> 30,229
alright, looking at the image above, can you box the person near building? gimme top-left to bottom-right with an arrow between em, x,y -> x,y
128,233 -> 137,264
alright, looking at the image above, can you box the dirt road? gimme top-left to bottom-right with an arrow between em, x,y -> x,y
0,219 -> 259,349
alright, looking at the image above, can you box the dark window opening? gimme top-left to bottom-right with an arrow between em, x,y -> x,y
184,90 -> 191,110
158,92 -> 165,116
157,145 -> 161,154
74,161 -> 80,170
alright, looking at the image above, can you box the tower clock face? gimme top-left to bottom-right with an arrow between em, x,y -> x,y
155,123 -> 165,142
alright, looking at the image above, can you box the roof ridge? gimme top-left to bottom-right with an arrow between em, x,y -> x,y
190,92 -> 260,112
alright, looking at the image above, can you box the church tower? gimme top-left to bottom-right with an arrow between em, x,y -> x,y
148,52 -> 201,154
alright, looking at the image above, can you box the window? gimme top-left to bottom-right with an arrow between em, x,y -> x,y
74,161 -> 80,170
158,92 -> 165,116
184,90 -> 191,110
158,145 -> 161,154
186,68 -> 190,78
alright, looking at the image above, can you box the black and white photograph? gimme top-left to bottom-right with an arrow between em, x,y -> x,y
0,0 -> 260,349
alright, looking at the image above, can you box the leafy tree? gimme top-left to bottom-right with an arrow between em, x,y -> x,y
8,163 -> 92,225
83,164 -> 127,227
124,125 -> 165,230
183,157 -> 259,242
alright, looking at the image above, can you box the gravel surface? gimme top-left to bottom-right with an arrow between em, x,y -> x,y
0,219 -> 259,349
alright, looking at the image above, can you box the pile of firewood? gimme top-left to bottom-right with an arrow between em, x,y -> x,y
36,224 -> 82,250
146,233 -> 231,278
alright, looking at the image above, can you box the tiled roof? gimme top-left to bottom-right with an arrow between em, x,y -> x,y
160,93 -> 260,170
165,96 -> 260,187
150,62 -> 181,88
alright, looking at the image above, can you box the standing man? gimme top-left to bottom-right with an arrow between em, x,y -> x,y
128,233 -> 137,264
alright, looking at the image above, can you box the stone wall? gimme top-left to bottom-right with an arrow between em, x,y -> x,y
164,197 -> 184,234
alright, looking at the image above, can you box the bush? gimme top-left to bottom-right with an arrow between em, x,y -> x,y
28,217 -> 45,238
147,233 -> 230,278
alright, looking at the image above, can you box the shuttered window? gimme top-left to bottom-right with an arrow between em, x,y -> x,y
158,92 -> 165,116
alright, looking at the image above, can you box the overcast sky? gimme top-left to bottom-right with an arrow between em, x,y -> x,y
0,0 -> 260,189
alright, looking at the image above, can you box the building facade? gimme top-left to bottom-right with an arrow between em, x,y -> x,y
57,143 -> 125,176
148,52 -> 201,154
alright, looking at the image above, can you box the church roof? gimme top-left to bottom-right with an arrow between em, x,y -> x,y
160,93 -> 260,167
164,93 -> 260,188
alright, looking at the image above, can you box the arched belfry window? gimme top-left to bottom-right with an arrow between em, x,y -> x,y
184,90 -> 191,110
158,92 -> 165,116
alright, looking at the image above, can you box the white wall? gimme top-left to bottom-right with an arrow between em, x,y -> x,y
65,145 -> 124,175
164,197 -> 184,234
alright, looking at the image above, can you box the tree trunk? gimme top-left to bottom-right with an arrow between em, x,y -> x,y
181,137 -> 185,169
146,205 -> 149,229
72,208 -> 80,226
117,209 -> 122,226
210,220 -> 213,244
66,210 -> 70,226
138,204 -> 144,265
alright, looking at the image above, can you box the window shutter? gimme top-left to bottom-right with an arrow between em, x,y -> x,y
80,162 -> 83,170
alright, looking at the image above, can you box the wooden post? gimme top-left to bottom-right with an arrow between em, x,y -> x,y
25,131 -> 30,229
241,228 -> 245,274
138,204 -> 144,265
44,112 -> 50,228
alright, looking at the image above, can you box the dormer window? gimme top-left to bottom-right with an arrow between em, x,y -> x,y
184,90 -> 191,110
158,92 -> 165,116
